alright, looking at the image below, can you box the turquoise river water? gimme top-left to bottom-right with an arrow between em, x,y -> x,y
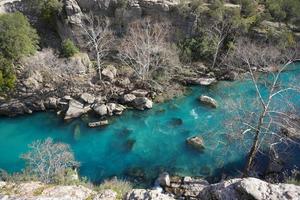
0,63 -> 300,184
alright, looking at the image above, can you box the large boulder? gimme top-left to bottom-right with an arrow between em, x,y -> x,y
122,94 -> 136,104
64,99 -> 90,120
198,178 -> 300,200
93,104 -> 108,116
199,95 -> 218,108
80,93 -> 95,104
185,77 -> 217,86
45,97 -> 58,109
131,89 -> 149,97
133,97 -> 153,110
186,136 -> 205,151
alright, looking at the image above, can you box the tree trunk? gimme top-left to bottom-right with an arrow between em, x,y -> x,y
244,109 -> 267,176
97,52 -> 101,80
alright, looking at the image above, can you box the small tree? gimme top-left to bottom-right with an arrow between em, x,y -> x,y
79,13 -> 115,80
118,18 -> 178,82
21,138 -> 79,183
0,12 -> 39,61
61,39 -> 79,58
30,0 -> 63,22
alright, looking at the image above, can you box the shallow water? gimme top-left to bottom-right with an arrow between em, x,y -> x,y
0,63 -> 299,184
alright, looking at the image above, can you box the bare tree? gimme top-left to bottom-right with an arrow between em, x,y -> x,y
118,18 -> 179,83
21,138 -> 79,183
80,13 -> 115,80
224,39 -> 300,176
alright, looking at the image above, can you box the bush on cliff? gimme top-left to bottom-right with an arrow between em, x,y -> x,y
0,12 -> 39,61
30,0 -> 63,22
0,56 -> 16,92
61,39 -> 79,58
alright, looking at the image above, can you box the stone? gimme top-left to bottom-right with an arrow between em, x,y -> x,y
156,172 -> 171,187
88,120 -> 109,128
199,95 -> 218,108
125,189 -> 175,200
102,65 -> 117,81
0,100 -> 28,116
116,77 -> 131,87
107,103 -> 116,116
46,97 -> 58,109
131,89 -> 149,97
133,97 -> 153,110
93,104 -> 108,116
123,94 -> 136,103
93,189 -> 117,200
186,136 -> 205,151
186,77 -> 217,86
80,93 -> 95,104
64,99 -> 88,120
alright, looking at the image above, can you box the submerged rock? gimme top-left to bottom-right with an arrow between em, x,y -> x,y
186,136 -> 205,151
169,118 -> 183,127
199,95 -> 218,108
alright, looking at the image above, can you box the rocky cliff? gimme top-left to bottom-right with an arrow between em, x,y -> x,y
1,177 -> 300,200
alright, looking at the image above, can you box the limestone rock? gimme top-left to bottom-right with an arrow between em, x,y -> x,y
102,65 -> 117,81
64,99 -> 89,120
123,94 -> 136,103
185,77 -> 217,86
80,93 -> 95,104
46,97 -> 58,109
93,104 -> 108,116
93,189 -> 117,200
156,172 -> 171,187
126,189 -> 175,200
133,97 -> 153,110
131,89 -> 149,97
186,136 -> 205,151
199,95 -> 218,108
0,100 -> 30,116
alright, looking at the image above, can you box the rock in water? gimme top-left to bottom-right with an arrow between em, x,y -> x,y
186,136 -> 205,151
199,95 -> 218,108
88,120 -> 109,128
122,94 -> 136,104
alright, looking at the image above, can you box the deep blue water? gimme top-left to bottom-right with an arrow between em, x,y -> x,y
0,63 -> 299,184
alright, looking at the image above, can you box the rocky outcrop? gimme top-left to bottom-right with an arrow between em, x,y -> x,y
125,189 -> 175,200
2,178 -> 300,200
199,95 -> 218,108
102,65 -> 117,81
0,181 -> 117,200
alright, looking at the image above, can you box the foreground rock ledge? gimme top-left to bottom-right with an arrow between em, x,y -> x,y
1,177 -> 300,200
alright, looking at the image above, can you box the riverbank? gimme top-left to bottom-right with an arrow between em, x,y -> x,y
1,176 -> 300,200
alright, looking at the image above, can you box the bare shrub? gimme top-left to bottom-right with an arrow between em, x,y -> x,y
21,138 -> 79,183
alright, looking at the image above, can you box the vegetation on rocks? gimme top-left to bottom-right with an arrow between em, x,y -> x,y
61,39 -> 79,58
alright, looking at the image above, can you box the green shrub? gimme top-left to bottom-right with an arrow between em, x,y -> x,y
241,0 -> 257,17
61,39 -> 79,57
31,0 -> 63,22
0,55 -> 16,92
0,12 -> 39,61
